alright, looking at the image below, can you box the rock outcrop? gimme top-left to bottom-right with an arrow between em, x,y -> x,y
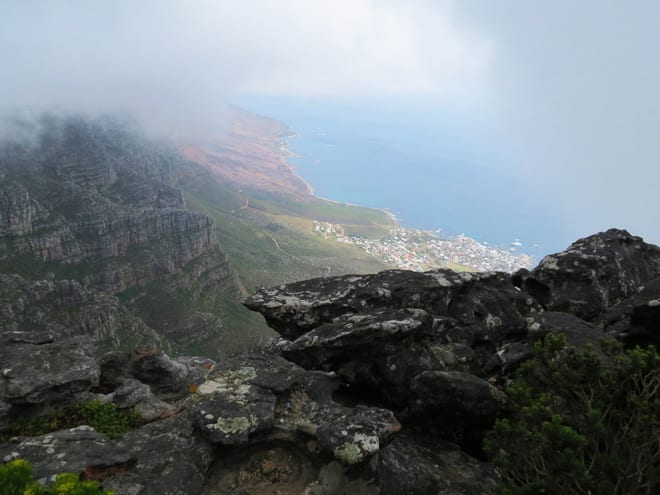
2,229 -> 659,494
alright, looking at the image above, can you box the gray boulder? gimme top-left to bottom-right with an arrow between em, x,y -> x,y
378,434 -> 498,495
409,371 -> 506,428
109,379 -> 174,422
0,427 -> 134,482
0,334 -> 99,426
521,229 -> 660,321
601,277 -> 660,347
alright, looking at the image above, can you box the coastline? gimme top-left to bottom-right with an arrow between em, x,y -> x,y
278,133 -> 315,196
279,130 -> 399,226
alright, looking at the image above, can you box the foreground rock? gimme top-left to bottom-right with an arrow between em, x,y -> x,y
520,229 -> 660,321
377,434 -> 498,495
0,332 -> 99,428
2,229 -> 659,494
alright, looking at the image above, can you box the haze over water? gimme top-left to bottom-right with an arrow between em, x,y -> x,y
238,97 -> 564,259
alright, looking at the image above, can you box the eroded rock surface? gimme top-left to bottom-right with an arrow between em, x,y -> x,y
2,229 -> 659,494
520,229 -> 660,320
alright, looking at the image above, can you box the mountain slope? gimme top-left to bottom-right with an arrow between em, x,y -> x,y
179,106 -> 394,292
0,113 -> 246,356
0,110 -> 396,357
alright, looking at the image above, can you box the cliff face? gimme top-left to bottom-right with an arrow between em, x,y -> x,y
0,114 -> 240,351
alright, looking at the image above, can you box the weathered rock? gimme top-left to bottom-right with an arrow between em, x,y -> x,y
98,351 -> 133,391
5,226 -> 660,493
109,379 -> 174,421
188,352 -> 400,464
244,269 -> 545,406
106,413 -> 214,495
524,311 -> 610,348
276,309 -> 439,405
200,445 -> 379,495
377,434 -> 497,495
602,277 -> 660,347
282,308 -> 434,352
98,346 -> 215,401
0,426 -> 135,482
0,334 -> 99,423
429,342 -> 476,372
315,405 -> 399,465
522,229 -> 660,321
244,269 -> 540,342
409,371 -> 506,428
193,377 -> 277,445
1,406 -> 212,495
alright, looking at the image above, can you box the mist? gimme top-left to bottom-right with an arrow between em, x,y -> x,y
1,0 -> 658,245
454,1 -> 660,245
0,0 -> 487,135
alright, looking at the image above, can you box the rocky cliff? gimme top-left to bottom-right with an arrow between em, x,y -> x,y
0,113 -> 240,352
1,228 -> 658,494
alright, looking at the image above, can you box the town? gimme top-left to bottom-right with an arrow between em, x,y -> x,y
313,221 -> 535,272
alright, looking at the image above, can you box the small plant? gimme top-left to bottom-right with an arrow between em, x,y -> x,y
485,333 -> 660,495
2,400 -> 141,441
0,459 -> 115,495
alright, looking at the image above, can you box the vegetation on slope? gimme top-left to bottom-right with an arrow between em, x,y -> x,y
180,172 -> 392,294
485,333 -> 660,495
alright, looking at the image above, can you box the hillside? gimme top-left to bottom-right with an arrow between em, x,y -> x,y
179,106 -> 394,293
0,113 -> 249,356
0,110 -> 397,359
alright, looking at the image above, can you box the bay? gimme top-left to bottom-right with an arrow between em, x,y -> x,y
234,97 -> 565,258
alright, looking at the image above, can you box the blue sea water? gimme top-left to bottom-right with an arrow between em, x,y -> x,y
234,97 -> 566,259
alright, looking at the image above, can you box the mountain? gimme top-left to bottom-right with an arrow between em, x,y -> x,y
0,110 -> 398,359
0,113 -> 244,355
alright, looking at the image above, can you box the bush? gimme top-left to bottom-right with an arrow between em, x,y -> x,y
485,333 -> 660,495
0,459 -> 115,495
2,401 -> 141,441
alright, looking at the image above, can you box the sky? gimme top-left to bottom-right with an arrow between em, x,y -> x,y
1,0 -> 659,245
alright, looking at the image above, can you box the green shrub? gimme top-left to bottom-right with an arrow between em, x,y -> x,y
3,400 -> 141,440
0,459 -> 114,495
0,459 -> 33,495
485,333 -> 660,494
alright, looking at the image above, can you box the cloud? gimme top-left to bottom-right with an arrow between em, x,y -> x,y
2,0 -> 657,245
453,0 -> 660,244
0,0 -> 490,133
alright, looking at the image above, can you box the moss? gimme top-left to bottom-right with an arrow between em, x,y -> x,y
333,443 -> 364,465
209,415 -> 257,434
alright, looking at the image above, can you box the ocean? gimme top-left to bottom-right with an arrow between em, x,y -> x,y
234,97 -> 566,259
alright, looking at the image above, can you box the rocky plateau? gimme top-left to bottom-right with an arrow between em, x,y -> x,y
1,227 -> 659,494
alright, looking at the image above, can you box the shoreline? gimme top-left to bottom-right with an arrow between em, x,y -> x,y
277,122 -> 539,261
278,134 -> 316,196
279,130 -> 399,226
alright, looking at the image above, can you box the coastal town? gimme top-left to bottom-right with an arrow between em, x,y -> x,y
313,221 -> 535,272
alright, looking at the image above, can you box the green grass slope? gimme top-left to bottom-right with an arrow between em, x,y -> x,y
181,172 -> 392,293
